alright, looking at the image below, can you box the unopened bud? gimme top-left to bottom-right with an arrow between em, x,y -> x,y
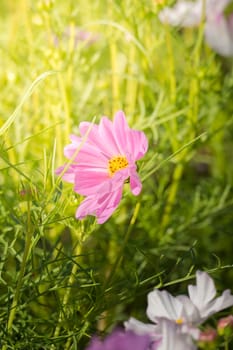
199,328 -> 217,343
218,315 -> 233,335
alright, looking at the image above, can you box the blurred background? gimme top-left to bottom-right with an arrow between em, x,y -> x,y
0,0 -> 233,348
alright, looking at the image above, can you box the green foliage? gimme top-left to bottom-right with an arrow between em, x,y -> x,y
0,0 -> 233,348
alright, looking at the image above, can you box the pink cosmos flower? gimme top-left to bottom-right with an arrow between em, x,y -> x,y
56,111 -> 148,224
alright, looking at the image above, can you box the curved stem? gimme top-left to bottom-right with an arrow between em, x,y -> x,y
160,163 -> 184,235
51,244 -> 81,350
3,201 -> 33,350
104,201 -> 141,290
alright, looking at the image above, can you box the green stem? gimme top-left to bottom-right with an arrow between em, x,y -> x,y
164,24 -> 179,153
96,202 -> 141,332
57,73 -> 71,144
188,0 -> 205,128
160,163 -> 184,234
104,201 -> 141,289
3,201 -> 33,350
125,45 -> 137,116
110,41 -> 120,114
51,245 -> 81,350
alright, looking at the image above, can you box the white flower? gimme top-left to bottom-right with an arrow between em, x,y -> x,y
125,318 -> 196,349
158,0 -> 203,27
205,11 -> 233,56
125,271 -> 233,349
158,319 -> 197,350
188,270 -> 233,319
147,271 -> 233,336
159,0 -> 233,56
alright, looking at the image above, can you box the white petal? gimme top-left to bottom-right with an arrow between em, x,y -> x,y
205,13 -> 233,56
188,271 -> 216,314
147,290 -> 183,322
200,289 -> 233,319
176,295 -> 200,324
158,0 -> 203,27
158,320 -> 197,350
124,317 -> 161,341
206,0 -> 232,14
180,323 -> 200,340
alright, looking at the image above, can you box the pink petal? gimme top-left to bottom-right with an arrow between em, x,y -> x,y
98,116 -> 122,156
96,187 -> 123,223
74,171 -> 109,196
75,196 -> 98,220
55,164 -> 76,183
79,121 -> 99,137
76,186 -> 123,224
79,120 -> 116,158
113,111 -> 148,161
127,130 -> 149,161
113,111 -> 130,154
129,169 -> 142,195
64,140 -> 107,165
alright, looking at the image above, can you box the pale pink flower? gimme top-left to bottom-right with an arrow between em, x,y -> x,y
56,111 -> 148,224
159,0 -> 233,56
217,314 -> 233,330
85,329 -> 152,350
53,26 -> 100,48
199,328 -> 217,342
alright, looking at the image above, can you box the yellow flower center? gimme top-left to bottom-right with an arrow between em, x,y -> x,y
176,318 -> 183,325
108,155 -> 129,177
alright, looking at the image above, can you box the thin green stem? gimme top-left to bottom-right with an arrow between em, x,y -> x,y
109,26 -> 120,115
164,24 -> 179,153
188,0 -> 205,128
51,245 -> 81,350
3,201 -> 33,350
160,163 -> 184,235
57,73 -> 71,144
96,202 -> 141,332
125,45 -> 137,116
104,201 -> 141,289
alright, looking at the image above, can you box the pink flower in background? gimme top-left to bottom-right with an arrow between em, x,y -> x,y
56,111 -> 148,224
53,26 -> 100,48
85,329 -> 152,350
159,0 -> 233,56
198,328 -> 217,343
217,314 -> 233,331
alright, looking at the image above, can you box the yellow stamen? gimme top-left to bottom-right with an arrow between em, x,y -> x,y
176,318 -> 183,325
108,155 -> 129,177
